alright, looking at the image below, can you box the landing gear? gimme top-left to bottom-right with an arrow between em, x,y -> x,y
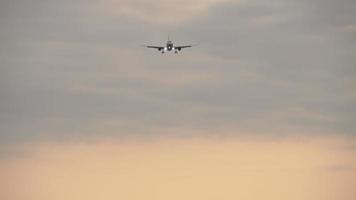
175,51 -> 178,54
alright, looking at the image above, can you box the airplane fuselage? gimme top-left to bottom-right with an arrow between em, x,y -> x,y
160,40 -> 179,54
166,41 -> 174,51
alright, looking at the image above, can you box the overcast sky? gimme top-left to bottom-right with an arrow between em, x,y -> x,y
1,1 -> 356,200
1,0 -> 356,149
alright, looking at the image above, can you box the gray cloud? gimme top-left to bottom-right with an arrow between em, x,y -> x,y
1,0 -> 356,150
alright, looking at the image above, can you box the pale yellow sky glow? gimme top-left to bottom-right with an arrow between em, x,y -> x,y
1,136 -> 355,200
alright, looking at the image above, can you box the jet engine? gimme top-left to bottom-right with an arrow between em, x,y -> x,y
161,47 -> 167,54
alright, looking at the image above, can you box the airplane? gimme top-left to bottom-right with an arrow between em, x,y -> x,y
143,37 -> 195,54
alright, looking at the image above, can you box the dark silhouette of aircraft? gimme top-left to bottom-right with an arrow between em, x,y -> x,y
143,36 -> 195,54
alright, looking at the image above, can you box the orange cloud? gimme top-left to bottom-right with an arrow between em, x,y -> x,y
1,136 -> 355,200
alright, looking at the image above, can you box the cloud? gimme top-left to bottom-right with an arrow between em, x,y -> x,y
341,24 -> 356,32
1,0 -> 356,149
102,0 -> 235,24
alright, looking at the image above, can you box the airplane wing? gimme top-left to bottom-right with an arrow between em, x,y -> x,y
174,45 -> 193,51
145,46 -> 164,50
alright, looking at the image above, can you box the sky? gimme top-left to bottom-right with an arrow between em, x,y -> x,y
0,0 -> 356,199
